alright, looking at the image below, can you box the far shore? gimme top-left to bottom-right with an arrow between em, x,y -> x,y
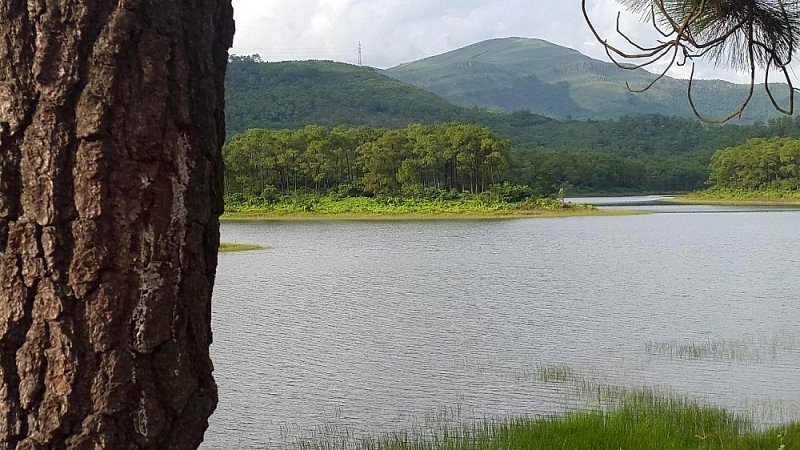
665,195 -> 800,206
220,208 -> 646,222
218,242 -> 265,253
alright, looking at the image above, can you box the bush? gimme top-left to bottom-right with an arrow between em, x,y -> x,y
488,182 -> 535,203
335,181 -> 367,198
260,185 -> 280,204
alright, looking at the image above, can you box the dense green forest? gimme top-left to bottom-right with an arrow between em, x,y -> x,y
223,120 -> 800,199
224,123 -> 519,198
707,137 -> 800,192
224,56 -> 800,197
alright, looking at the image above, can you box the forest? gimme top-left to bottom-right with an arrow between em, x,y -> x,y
223,123 -> 519,202
223,121 -> 800,207
707,137 -> 800,191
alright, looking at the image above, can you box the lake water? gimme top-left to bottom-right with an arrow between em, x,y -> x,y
203,197 -> 800,448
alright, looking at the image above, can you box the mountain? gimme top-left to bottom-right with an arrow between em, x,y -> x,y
383,37 -> 791,123
224,56 -> 530,136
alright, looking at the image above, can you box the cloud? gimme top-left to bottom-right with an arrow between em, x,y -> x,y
230,0 -> 797,84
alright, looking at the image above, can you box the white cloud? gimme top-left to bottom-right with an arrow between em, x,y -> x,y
230,0 -> 800,84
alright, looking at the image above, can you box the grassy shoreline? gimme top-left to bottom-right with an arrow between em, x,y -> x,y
667,188 -> 800,206
667,195 -> 800,206
293,386 -> 798,450
220,208 -> 643,221
221,196 -> 649,221
352,406 -> 796,450
291,361 -> 800,448
218,242 -> 264,253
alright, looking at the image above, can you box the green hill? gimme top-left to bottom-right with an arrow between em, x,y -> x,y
383,37 -> 791,123
224,56 -> 516,136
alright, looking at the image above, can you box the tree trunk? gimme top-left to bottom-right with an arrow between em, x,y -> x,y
0,1 -> 233,448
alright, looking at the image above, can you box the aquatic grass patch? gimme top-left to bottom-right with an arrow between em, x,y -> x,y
289,363 -> 798,450
674,188 -> 800,205
645,334 -> 800,362
220,195 -> 646,220
293,391 -> 797,450
741,399 -> 800,428
536,363 -> 575,384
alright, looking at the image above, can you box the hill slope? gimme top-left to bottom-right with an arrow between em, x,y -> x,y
383,37 -> 791,123
224,56 -> 530,135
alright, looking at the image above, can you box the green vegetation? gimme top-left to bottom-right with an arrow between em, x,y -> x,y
218,242 -> 264,253
224,123 -> 513,199
292,366 -> 798,450
536,363 -> 575,383
221,122 -> 663,217
222,192 -> 613,220
281,332 -> 799,448
508,146 -> 712,194
672,137 -> 800,203
678,190 -> 800,204
707,137 -> 800,192
225,55 -> 477,136
342,397 -> 796,450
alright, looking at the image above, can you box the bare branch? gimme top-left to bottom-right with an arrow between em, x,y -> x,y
584,0 -> 800,122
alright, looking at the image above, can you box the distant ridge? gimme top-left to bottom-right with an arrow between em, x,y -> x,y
383,37 -> 790,123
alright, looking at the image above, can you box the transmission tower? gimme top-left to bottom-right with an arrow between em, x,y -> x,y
358,41 -> 362,66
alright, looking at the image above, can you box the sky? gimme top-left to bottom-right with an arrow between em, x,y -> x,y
229,0 -> 793,85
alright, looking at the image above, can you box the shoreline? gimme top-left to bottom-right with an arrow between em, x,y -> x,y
665,195 -> 800,206
218,242 -> 265,253
221,207 -> 646,221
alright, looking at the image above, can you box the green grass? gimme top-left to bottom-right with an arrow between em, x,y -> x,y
673,188 -> 800,205
218,242 -> 264,253
291,364 -> 798,450
221,195 -> 646,220
220,209 -> 639,221
295,391 -> 797,450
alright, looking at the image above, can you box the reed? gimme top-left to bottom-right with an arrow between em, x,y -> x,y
294,397 -> 796,449
645,334 -> 799,362
290,374 -> 798,450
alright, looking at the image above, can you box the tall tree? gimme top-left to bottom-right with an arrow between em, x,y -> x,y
0,1 -> 233,448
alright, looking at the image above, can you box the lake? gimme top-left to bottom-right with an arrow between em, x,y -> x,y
202,197 -> 800,448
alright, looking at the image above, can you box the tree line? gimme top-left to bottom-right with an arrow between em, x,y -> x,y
225,123 -> 800,199
506,148 -> 712,194
707,137 -> 800,191
223,123 -> 512,198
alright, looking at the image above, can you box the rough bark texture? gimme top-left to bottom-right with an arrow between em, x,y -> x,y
0,1 -> 234,448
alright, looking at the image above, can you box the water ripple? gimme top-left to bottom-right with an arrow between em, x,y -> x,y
205,211 -> 800,448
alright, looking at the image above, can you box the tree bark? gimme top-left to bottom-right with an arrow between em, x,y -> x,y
0,1 -> 233,448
